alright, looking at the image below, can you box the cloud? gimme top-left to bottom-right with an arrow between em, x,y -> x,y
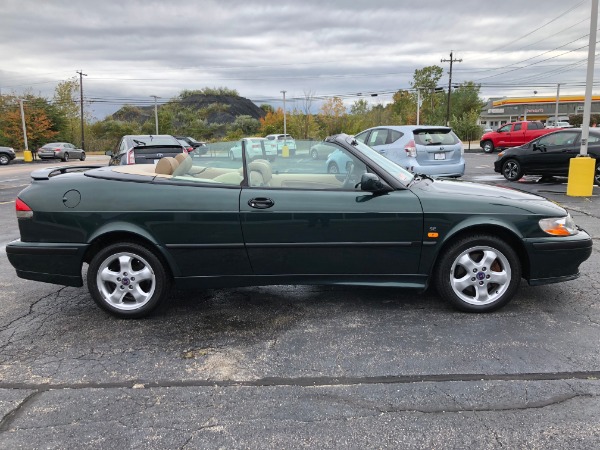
0,0 -> 596,118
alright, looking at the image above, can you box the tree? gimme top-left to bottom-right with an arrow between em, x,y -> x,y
411,65 -> 444,125
390,90 -> 417,124
0,97 -> 58,150
319,97 -> 347,136
53,79 -> 80,142
259,108 -> 285,135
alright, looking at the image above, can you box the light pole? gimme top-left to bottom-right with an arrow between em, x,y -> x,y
281,90 -> 288,156
76,70 -> 87,150
150,95 -> 160,134
19,99 -> 29,152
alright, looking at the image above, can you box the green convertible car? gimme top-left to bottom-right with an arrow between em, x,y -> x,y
7,134 -> 592,318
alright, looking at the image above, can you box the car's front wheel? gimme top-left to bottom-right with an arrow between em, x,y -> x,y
502,159 -> 523,181
435,234 -> 521,312
87,242 -> 170,319
80,152 -> 86,161
62,152 -> 70,162
595,163 -> 600,186
482,140 -> 494,153
327,162 -> 339,174
0,154 -> 9,165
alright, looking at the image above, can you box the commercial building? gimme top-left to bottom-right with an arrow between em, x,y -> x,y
479,95 -> 600,130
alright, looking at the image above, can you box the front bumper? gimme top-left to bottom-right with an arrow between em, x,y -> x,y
523,230 -> 593,285
6,240 -> 88,287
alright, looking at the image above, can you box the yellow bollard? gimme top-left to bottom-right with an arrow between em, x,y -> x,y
23,150 -> 33,162
566,156 -> 596,197
282,145 -> 289,158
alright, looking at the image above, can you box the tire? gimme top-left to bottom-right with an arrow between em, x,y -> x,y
311,149 -> 319,160
80,152 -> 86,161
229,151 -> 235,161
0,154 -> 9,165
62,152 -> 70,162
595,164 -> 600,186
502,159 -> 523,181
87,242 -> 170,319
327,162 -> 339,174
482,140 -> 494,154
435,234 -> 521,313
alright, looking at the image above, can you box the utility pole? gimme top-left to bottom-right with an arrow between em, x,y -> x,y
416,89 -> 421,126
281,90 -> 287,153
19,99 -> 28,152
441,51 -> 462,126
553,83 -> 561,126
76,70 -> 87,150
150,95 -> 161,134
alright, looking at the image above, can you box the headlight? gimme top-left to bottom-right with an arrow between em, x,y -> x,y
539,214 -> 579,236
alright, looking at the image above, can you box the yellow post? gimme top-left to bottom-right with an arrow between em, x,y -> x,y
566,157 -> 596,197
23,150 -> 33,162
282,145 -> 289,158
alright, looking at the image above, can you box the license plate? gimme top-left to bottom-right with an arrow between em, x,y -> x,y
434,153 -> 446,160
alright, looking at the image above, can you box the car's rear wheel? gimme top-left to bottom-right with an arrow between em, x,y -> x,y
87,242 -> 170,319
327,162 -> 339,174
80,152 -> 86,161
595,163 -> 600,186
0,154 -> 9,165
62,152 -> 69,162
502,159 -> 523,181
482,140 -> 494,153
435,234 -> 521,313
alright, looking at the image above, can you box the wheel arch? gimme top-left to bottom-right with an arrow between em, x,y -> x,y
83,227 -> 178,279
426,222 -> 531,281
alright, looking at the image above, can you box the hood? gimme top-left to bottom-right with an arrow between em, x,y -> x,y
410,178 -> 567,215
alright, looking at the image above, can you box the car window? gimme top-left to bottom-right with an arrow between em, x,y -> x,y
498,124 -> 511,133
514,123 -> 522,131
413,129 -> 459,145
389,130 -> 403,143
354,131 -> 369,144
367,130 -> 388,147
538,131 -> 579,147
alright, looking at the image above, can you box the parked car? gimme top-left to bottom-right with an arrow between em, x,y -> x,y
7,134 -> 592,319
325,148 -> 353,173
175,138 -> 194,154
0,146 -> 16,165
494,129 -> 600,184
480,121 -> 557,154
266,134 -> 296,156
309,141 -> 338,160
230,137 -> 276,161
355,126 -> 465,177
174,136 -> 208,155
38,142 -> 85,162
106,135 -> 185,165
546,120 -> 572,129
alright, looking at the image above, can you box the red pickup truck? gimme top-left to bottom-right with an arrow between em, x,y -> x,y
480,121 -> 558,153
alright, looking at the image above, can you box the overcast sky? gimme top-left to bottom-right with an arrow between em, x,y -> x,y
0,0 -> 597,118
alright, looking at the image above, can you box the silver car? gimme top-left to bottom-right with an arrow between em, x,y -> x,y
38,142 -> 85,162
355,126 -> 465,177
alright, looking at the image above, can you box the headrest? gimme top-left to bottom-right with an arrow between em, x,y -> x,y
172,153 -> 193,176
247,159 -> 272,186
155,157 -> 179,175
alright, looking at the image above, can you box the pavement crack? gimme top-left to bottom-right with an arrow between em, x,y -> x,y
0,391 -> 40,433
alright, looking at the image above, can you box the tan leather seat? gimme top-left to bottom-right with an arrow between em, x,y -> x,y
248,159 -> 272,187
155,157 -> 179,175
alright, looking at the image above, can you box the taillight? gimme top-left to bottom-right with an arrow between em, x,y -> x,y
127,149 -> 135,165
405,140 -> 417,158
16,198 -> 33,219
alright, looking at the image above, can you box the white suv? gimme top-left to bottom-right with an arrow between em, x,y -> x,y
265,134 -> 296,156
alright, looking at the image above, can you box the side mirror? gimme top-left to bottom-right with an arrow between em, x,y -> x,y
532,142 -> 545,152
359,173 -> 385,192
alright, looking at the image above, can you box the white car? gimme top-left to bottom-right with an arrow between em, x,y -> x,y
265,134 -> 296,155
229,138 -> 277,161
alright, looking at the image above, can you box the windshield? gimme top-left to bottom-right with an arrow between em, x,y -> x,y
346,136 -> 414,186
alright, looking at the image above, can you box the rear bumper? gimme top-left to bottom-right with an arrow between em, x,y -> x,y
6,240 -> 88,287
410,159 -> 466,177
523,231 -> 593,285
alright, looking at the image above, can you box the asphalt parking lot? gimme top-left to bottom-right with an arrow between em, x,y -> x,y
0,152 -> 599,448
